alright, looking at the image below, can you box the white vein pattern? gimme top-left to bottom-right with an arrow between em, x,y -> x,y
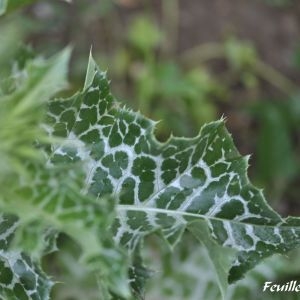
47,59 -> 300,286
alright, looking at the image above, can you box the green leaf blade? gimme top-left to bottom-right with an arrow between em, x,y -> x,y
48,55 -> 300,298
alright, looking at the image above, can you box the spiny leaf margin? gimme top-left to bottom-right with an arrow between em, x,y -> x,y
47,54 -> 300,298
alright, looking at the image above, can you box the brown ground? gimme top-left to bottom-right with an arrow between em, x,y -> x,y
179,0 -> 300,77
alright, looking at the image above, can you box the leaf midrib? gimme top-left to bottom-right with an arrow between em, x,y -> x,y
116,205 -> 296,230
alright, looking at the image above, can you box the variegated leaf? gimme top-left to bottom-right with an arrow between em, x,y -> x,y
0,214 -> 53,299
47,54 -> 300,297
0,50 -> 129,299
0,251 -> 53,300
10,164 -> 130,299
0,49 -> 71,300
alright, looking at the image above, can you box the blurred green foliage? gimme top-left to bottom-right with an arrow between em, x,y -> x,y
0,0 -> 38,15
251,99 -> 300,203
105,15 -> 225,139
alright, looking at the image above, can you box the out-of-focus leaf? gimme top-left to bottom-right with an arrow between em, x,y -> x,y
0,49 -> 71,299
146,234 -> 229,300
3,164 -> 130,299
147,234 -> 300,300
0,20 -> 26,81
0,214 -> 53,299
128,16 -> 162,55
0,48 -> 131,299
1,0 -> 36,15
0,0 -> 7,15
252,101 -> 297,193
225,37 -> 258,71
0,48 -> 70,178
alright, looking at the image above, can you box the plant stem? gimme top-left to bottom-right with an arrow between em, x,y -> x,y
181,42 -> 298,95
162,0 -> 179,57
181,43 -> 225,65
254,60 -> 298,95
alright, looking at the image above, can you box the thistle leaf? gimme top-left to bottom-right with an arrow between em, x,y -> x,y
47,55 -> 300,297
0,48 -> 132,299
0,49 -> 73,300
0,251 -> 53,300
0,214 -> 53,299
0,48 -> 70,178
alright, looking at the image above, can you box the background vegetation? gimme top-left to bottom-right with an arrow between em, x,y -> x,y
1,0 -> 300,299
